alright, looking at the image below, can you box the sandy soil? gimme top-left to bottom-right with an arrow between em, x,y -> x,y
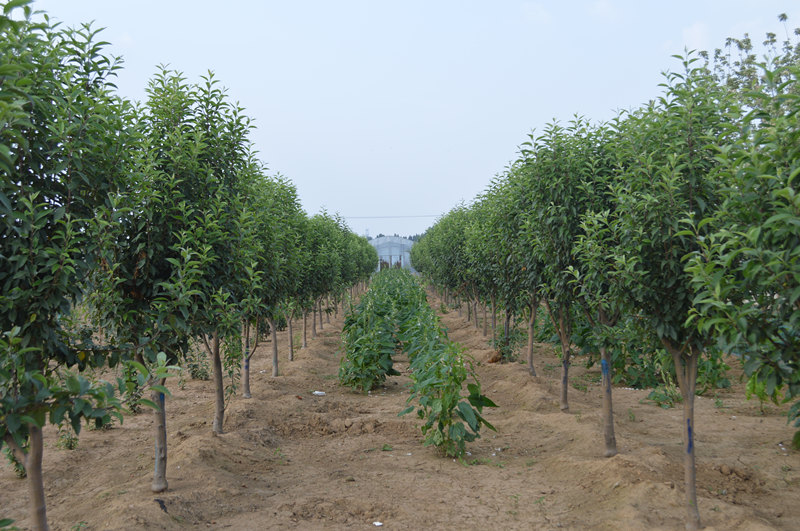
2,296 -> 799,530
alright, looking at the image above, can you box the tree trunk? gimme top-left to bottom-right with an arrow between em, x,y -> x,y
268,316 -> 279,377
288,311 -> 294,361
26,424 -> 48,530
482,303 -> 488,337
253,319 -> 259,351
318,299 -> 324,330
490,293 -> 497,339
303,310 -> 308,348
559,343 -> 571,412
547,301 -> 571,412
503,308 -> 512,346
326,298 -> 331,323
600,346 -> 617,457
242,320 -> 252,399
527,297 -> 538,377
473,300 -> 479,329
311,307 -> 317,338
667,343 -> 702,530
211,330 -> 225,434
466,299 -> 472,323
151,382 -> 168,492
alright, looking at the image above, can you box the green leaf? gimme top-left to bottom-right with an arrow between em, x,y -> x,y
5,414 -> 21,434
149,385 -> 171,396
457,401 -> 479,432
137,398 -> 159,411
66,375 -> 81,395
3,0 -> 30,15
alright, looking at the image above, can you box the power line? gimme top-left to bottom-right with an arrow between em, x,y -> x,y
344,214 -> 439,219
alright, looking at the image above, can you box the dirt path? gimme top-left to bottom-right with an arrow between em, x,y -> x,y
2,297 -> 799,530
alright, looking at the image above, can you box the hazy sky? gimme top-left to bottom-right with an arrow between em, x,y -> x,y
33,1 -> 800,237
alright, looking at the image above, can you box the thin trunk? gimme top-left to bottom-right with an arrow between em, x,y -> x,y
546,300 -> 571,412
466,299 -> 472,323
667,343 -> 701,530
27,424 -> 48,530
473,300 -> 479,329
490,293 -> 497,339
559,340 -> 571,412
527,297 -> 538,377
326,298 -> 331,323
302,311 -> 308,348
311,307 -> 317,338
268,317 -> 279,377
288,310 -> 295,361
600,346 -> 617,457
318,299 -> 324,330
151,381 -> 168,492
211,330 -> 225,434
243,320 -> 252,399
482,302 -> 488,337
253,319 -> 259,351
503,308 -> 512,345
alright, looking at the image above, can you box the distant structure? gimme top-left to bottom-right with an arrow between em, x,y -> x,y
369,235 -> 416,272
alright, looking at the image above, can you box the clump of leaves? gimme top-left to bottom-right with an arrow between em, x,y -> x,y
56,424 -> 79,450
185,345 -> 210,380
645,356 -> 683,409
2,446 -> 25,479
120,362 -> 144,414
491,324 -> 525,362
646,386 -> 683,409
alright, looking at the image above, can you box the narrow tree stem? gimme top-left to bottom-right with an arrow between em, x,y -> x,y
27,425 -> 49,531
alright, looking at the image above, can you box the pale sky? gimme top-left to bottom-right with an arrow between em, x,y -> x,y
33,1 -> 800,237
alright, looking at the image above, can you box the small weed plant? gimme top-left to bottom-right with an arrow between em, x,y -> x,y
56,424 -> 79,450
2,445 -> 25,478
185,345 -> 211,381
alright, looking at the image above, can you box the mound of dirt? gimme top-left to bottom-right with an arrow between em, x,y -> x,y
1,300 -> 799,530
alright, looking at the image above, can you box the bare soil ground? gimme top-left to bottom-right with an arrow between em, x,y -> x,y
2,296 -> 799,530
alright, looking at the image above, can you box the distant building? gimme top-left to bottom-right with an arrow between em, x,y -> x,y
369,235 -> 416,272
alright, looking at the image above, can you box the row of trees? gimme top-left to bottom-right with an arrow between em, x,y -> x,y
0,3 -> 377,530
411,22 -> 800,530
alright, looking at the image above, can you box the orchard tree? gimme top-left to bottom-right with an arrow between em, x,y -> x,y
494,171 -> 545,373
304,213 -> 344,334
464,197 -> 496,334
242,173 -> 303,382
182,73 -> 254,435
0,4 -> 130,528
90,67 -> 221,491
570,118 -> 628,457
515,117 -> 598,412
608,57 -> 737,529
687,60 -> 800,448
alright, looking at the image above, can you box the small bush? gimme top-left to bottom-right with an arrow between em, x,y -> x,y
185,346 -> 210,381
56,425 -> 79,450
2,446 -> 25,479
